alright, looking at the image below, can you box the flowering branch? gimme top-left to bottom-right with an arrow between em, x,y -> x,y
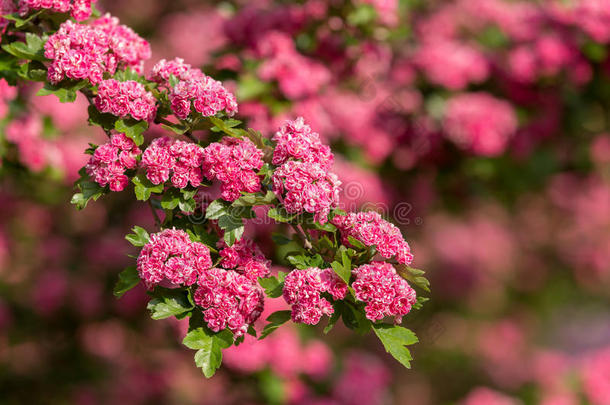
0,2 -> 429,377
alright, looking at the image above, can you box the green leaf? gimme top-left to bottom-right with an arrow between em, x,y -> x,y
71,179 -> 105,210
271,233 -> 292,245
268,207 -> 297,223
37,81 -> 87,103
286,254 -> 309,270
205,200 -> 228,220
232,190 -> 277,207
183,327 -> 233,378
338,301 -> 371,334
161,122 -> 188,135
115,118 -> 148,146
179,197 -> 197,213
324,309 -> 341,334
208,116 -> 243,137
161,189 -> 180,209
147,288 -> 194,320
132,174 -> 164,201
259,310 -> 291,339
347,235 -> 367,250
1,33 -> 47,61
125,226 -> 150,247
396,264 -> 430,292
330,261 -> 351,284
412,296 -> 429,310
373,324 -> 419,369
113,266 -> 140,298
258,275 -> 284,298
17,61 -> 46,82
88,105 -> 118,132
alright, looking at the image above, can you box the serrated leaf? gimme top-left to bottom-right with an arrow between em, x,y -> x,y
232,190 -> 277,207
396,264 -> 430,292
161,189 -> 180,209
132,174 -> 164,201
258,275 -> 284,298
115,118 -> 147,145
37,81 -> 87,103
268,207 -> 297,223
259,310 -> 291,340
330,261 -> 351,284
179,197 -> 196,213
147,288 -> 193,320
183,327 -> 233,378
373,324 -> 419,369
113,266 -> 140,298
71,179 -> 105,210
205,200 -> 227,220
125,226 -> 149,247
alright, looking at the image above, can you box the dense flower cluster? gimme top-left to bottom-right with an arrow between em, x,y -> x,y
443,93 -> 518,157
332,211 -> 414,265
352,262 -> 416,323
194,268 -> 264,337
44,15 -> 150,85
168,74 -> 238,120
272,160 -> 341,224
272,117 -> 333,169
136,228 -> 212,288
282,267 -> 347,325
85,133 -> 141,192
147,57 -> 201,86
19,0 -> 96,21
202,137 -> 264,201
217,238 -> 271,282
140,137 -> 204,188
93,79 -> 156,121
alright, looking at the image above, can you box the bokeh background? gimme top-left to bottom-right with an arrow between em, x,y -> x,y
1,0 -> 610,404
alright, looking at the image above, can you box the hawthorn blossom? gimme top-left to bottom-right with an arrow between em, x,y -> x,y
352,262 -> 416,323
202,137 -> 264,201
136,228 -> 212,288
332,211 -> 414,265
147,57 -> 202,87
140,137 -> 204,188
94,79 -> 156,121
217,238 -> 271,282
19,0 -> 97,21
44,15 -> 150,85
272,117 -> 334,169
443,92 -> 518,156
282,267 -> 347,325
168,74 -> 237,120
272,160 -> 341,224
86,133 -> 141,192
194,268 -> 264,337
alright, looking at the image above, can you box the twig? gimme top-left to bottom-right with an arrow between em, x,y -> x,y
147,199 -> 162,228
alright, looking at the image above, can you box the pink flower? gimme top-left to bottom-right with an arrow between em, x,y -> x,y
443,92 -> 518,156
194,268 -> 264,337
140,137 -> 204,189
136,228 -> 212,288
272,160 -> 341,224
86,133 -> 141,191
272,117 -> 334,169
282,267 -> 347,325
94,79 -> 156,121
333,211 -> 414,265
202,137 -> 264,201
19,0 -> 96,22
168,74 -> 237,120
352,262 -> 416,323
217,238 -> 271,281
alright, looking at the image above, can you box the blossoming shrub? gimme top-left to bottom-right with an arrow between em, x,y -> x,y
0,4 -> 428,377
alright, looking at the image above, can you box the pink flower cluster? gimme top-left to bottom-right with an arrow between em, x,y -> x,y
202,137 -> 264,201
19,0 -> 96,21
93,79 -> 156,121
443,92 -> 518,156
282,267 -> 347,325
147,58 -> 202,87
140,137 -> 204,188
272,160 -> 341,224
169,75 -> 238,120
257,31 -> 330,100
45,15 -> 150,85
352,262 -> 416,323
194,268 -> 264,337
272,117 -> 334,169
85,133 -> 140,192
332,211 -> 414,265
136,228 -> 212,288
218,238 -> 271,282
